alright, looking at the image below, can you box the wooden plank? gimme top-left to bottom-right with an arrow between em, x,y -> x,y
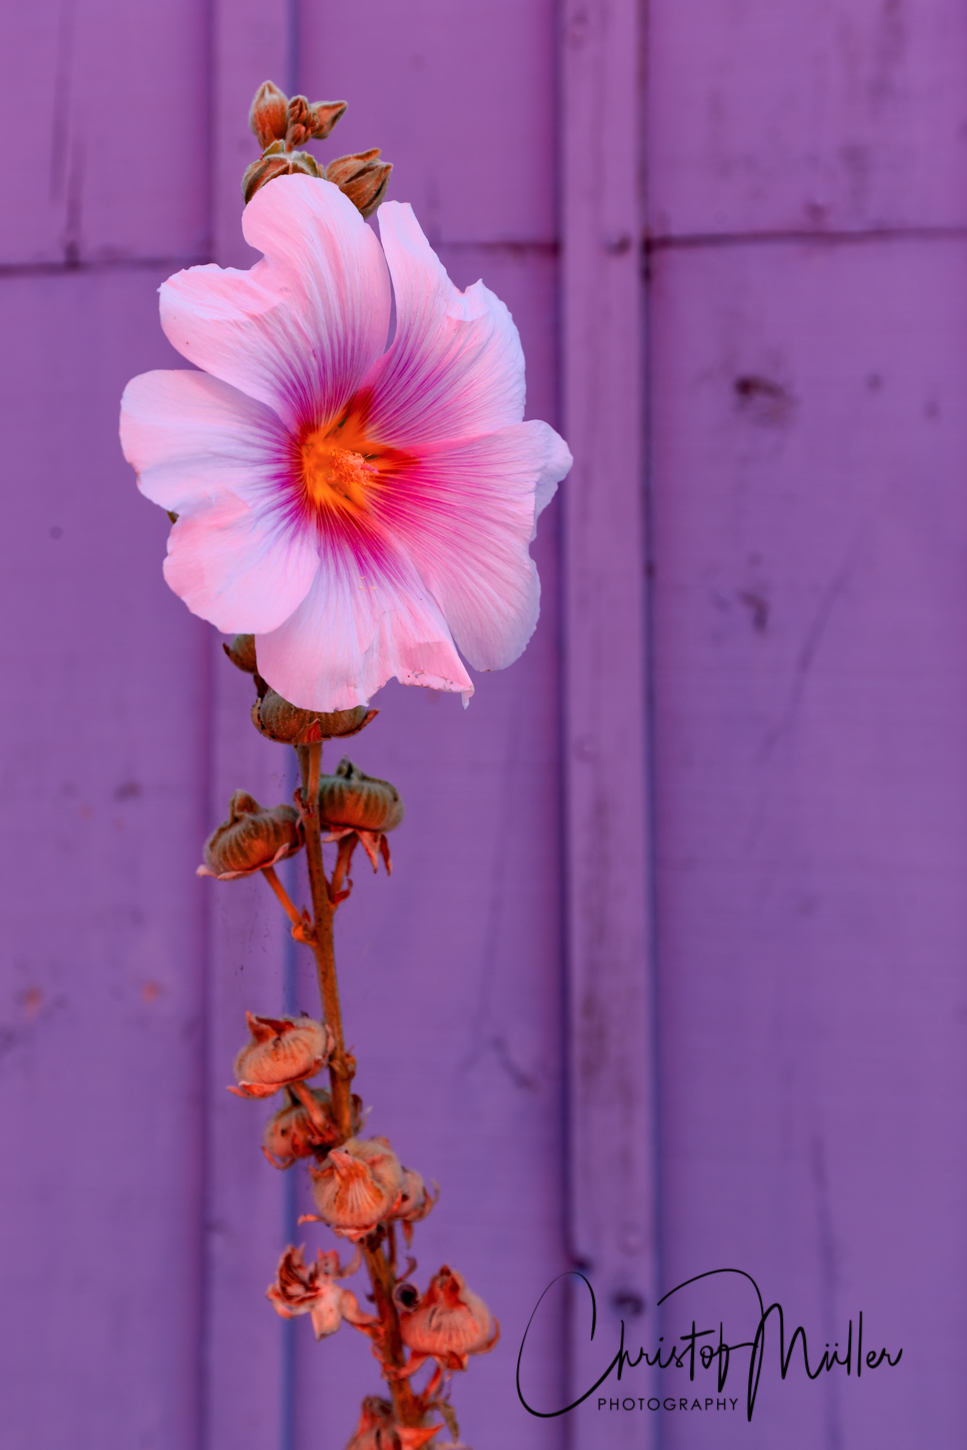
648,0 -> 967,237
0,0 -> 209,265
560,2 -> 658,1444
649,234 -> 967,1445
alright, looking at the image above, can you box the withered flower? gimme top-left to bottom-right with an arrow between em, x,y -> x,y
345,1399 -> 441,1450
198,790 -> 302,880
267,1244 -> 375,1340
394,1167 -> 439,1245
252,690 -> 377,746
230,1012 -> 332,1100
320,758 -> 403,873
309,1135 -> 403,1239
399,1266 -> 499,1372
325,149 -> 393,218
263,1087 -> 364,1168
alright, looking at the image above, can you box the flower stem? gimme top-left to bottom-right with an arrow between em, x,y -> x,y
260,865 -> 302,929
363,1235 -> 424,1427
297,742 -> 354,1139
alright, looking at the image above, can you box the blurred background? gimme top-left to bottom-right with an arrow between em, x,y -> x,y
1,1 -> 966,1448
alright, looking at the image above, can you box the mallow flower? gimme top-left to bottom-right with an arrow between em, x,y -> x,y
120,174 -> 571,710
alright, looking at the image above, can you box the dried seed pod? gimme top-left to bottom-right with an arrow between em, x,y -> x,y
242,143 -> 322,204
223,634 -> 258,674
309,1135 -> 403,1240
324,149 -> 393,218
230,1012 -> 332,1099
263,1088 -> 363,1168
249,80 -> 289,148
252,690 -> 377,745
398,1265 -> 500,1371
395,1167 -> 437,1226
318,758 -> 403,833
198,790 -> 302,880
306,98 -> 347,140
345,1400 -> 441,1450
267,1244 -> 376,1340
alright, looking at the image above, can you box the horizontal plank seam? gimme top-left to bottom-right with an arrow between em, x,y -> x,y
0,254 -> 211,279
647,224 -> 967,252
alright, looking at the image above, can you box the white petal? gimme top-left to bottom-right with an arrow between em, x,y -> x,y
163,491 -> 319,635
256,528 -> 473,710
376,421 -> 572,672
364,202 -> 525,446
160,176 -> 391,431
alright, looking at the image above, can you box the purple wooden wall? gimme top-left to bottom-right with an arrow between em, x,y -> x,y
2,2 -> 966,1448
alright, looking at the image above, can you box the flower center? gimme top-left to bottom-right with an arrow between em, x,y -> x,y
301,434 -> 379,515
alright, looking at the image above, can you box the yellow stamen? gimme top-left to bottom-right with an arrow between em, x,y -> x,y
301,434 -> 378,515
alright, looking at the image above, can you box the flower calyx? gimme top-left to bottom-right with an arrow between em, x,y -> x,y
263,1086 -> 365,1168
305,1135 -> 403,1240
253,690 -> 377,746
320,757 -> 403,876
198,790 -> 302,880
346,1399 -> 442,1450
324,149 -> 393,218
267,1244 -> 377,1340
398,1266 -> 500,1373
230,1011 -> 333,1100
394,1168 -> 439,1247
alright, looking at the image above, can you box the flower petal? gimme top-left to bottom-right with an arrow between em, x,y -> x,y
160,176 -> 391,431
364,202 -> 525,447
121,368 -> 293,513
376,421 -> 571,672
256,528 -> 473,710
164,490 -> 319,635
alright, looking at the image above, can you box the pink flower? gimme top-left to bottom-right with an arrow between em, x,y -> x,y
120,175 -> 571,710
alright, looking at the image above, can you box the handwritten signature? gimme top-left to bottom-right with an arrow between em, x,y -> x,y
516,1268 -> 902,1421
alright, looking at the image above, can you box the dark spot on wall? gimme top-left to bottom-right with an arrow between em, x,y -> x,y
866,373 -> 883,391
734,375 -> 795,426
612,1289 -> 646,1318
114,780 -> 142,801
739,591 -> 769,632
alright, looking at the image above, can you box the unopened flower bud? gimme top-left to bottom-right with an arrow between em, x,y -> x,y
249,80 -> 289,148
231,1012 -> 333,1099
198,790 -> 302,880
319,758 -> 403,833
346,1400 -> 441,1450
309,1135 -> 402,1239
243,144 -> 322,204
223,634 -> 258,673
306,99 -> 348,140
252,690 -> 377,745
399,1265 -> 500,1371
324,149 -> 393,218
267,1244 -> 376,1340
263,1088 -> 364,1168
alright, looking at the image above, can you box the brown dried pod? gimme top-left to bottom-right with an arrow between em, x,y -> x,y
242,144 -> 322,204
223,634 -> 258,674
306,99 -> 348,140
324,149 -> 393,218
230,1012 -> 332,1100
398,1265 -> 500,1371
252,690 -> 377,745
198,790 -> 302,880
249,80 -> 289,148
318,758 -> 403,833
346,1399 -> 441,1450
263,1088 -> 364,1168
309,1135 -> 403,1240
267,1244 -> 375,1340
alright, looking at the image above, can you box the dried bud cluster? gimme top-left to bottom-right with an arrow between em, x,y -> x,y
231,1012 -> 332,1099
267,1244 -> 376,1340
310,1135 -> 403,1240
242,79 -> 393,216
346,1399 -> 441,1450
398,1265 -> 500,1372
199,790 -> 302,879
253,689 -> 377,745
263,1087 -> 364,1168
